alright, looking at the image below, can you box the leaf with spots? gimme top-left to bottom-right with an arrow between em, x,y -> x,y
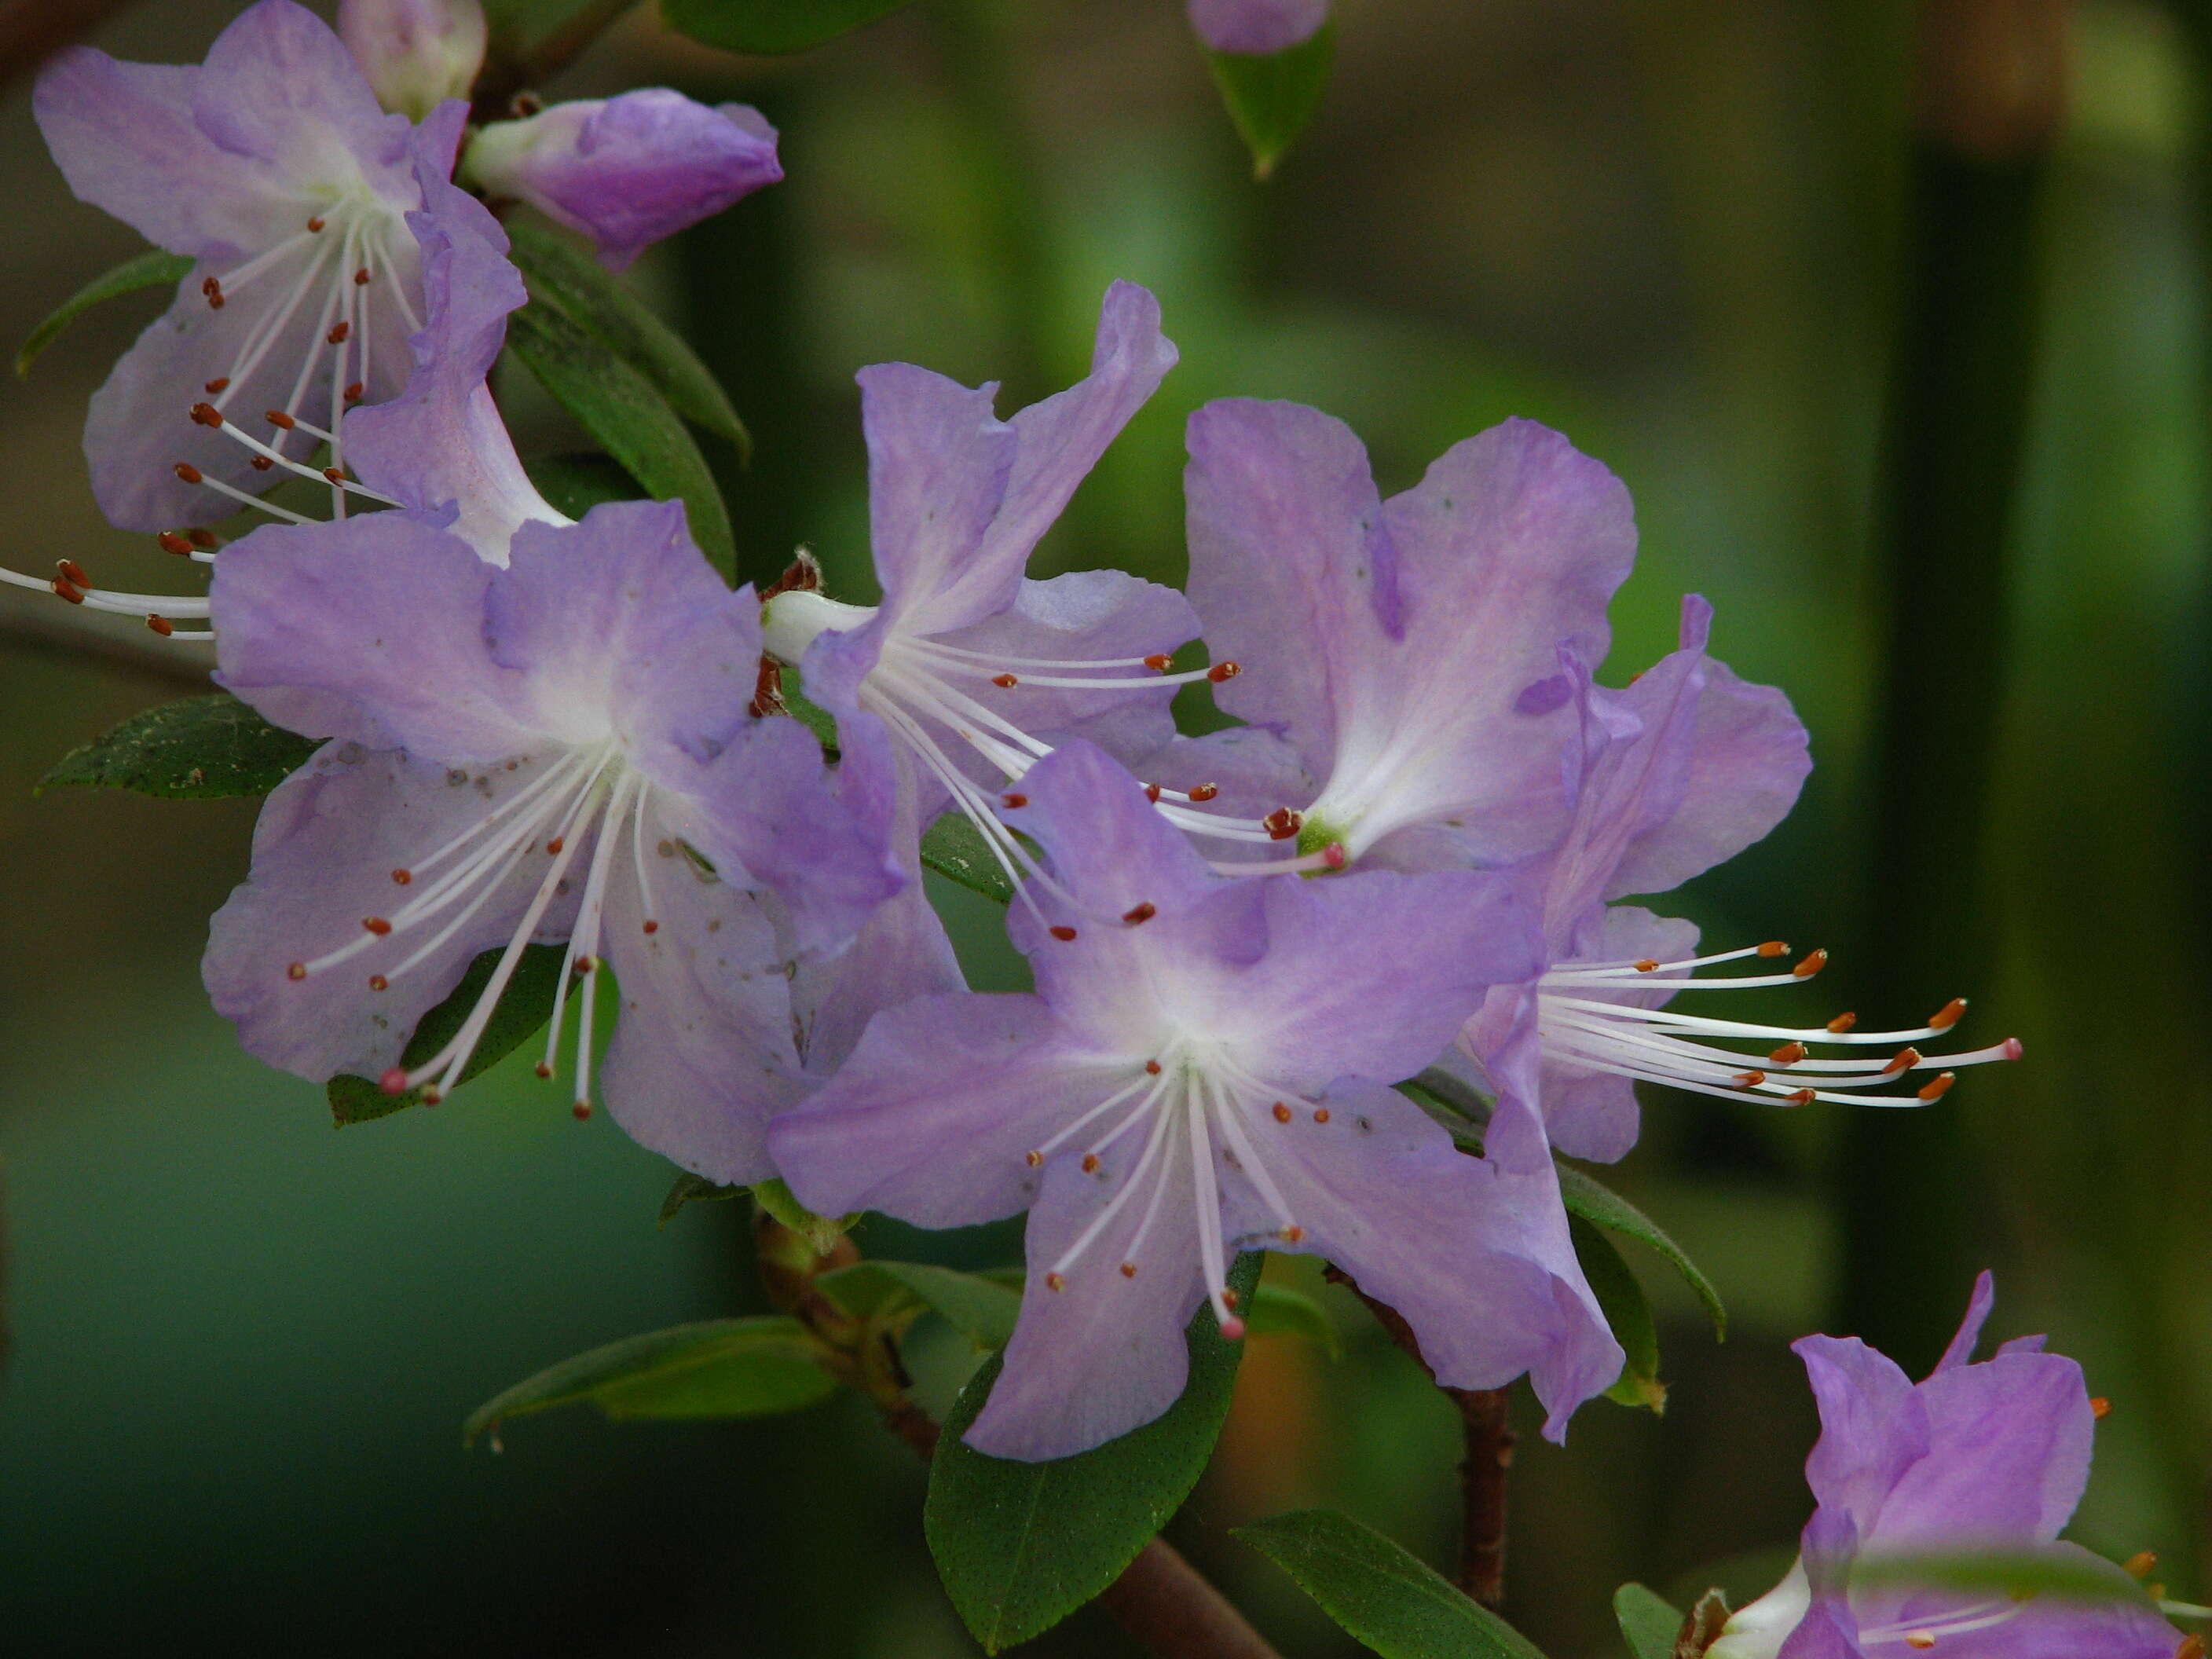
39,694 -> 317,800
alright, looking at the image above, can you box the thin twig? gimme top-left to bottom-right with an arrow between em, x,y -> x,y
756,1214 -> 1284,1659
0,0 -> 136,91
472,0 -> 639,120
1326,1267 -> 1515,1610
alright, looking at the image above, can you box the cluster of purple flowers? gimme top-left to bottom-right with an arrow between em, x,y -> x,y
19,8 -> 2193,1654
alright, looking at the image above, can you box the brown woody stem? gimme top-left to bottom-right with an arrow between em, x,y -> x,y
755,1214 -> 1283,1659
1327,1266 -> 1515,1609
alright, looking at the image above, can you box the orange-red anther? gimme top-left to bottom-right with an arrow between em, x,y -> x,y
145,614 -> 174,637
2092,1396 -> 2112,1419
57,559 -> 91,588
1882,1046 -> 1923,1077
1187,783 -> 1219,803
266,409 -> 296,430
1264,808 -> 1302,840
1222,1288 -> 1240,1310
187,529 -> 218,548
1735,1071 -> 1768,1088
391,869 -> 412,885
642,920 -> 659,935
251,456 -> 274,471
189,401 -> 223,427
572,1101 -> 592,1121
1929,997 -> 1968,1030
546,837 -> 564,855
1785,1087 -> 1817,1104
1769,1042 -> 1808,1066
991,672 -> 1018,688
1272,1102 -> 1293,1124
1024,1149 -> 1043,1168
1916,1072 -> 1957,1102
353,267 -> 372,285
174,463 -> 204,484
1000,793 -> 1027,808
1313,1107 -> 1331,1123
1143,783 -> 1163,803
1281,1225 -> 1306,1243
1081,1154 -> 1100,1174
1049,925 -> 1078,942
1827,1012 -> 1859,1035
1142,654 -> 1173,671
52,578 -> 85,605
2174,1635 -> 2203,1659
323,467 -> 346,485
306,216 -> 325,232
362,917 -> 392,936
204,377 -> 230,394
287,961 -> 307,981
2124,1551 -> 2159,1580
157,532 -> 192,555
1045,1272 -> 1066,1292
1145,1060 -> 1163,1075
368,975 -> 388,991
1758,939 -> 1789,958
1119,1262 -> 1137,1279
344,382 -> 364,402
1207,661 -> 1241,683
1793,948 -> 1829,978
1122,903 -> 1156,925
1633,958 -> 1660,972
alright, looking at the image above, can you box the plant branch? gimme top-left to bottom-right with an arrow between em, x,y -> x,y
0,0 -> 136,92
756,1213 -> 1284,1659
473,0 -> 639,120
1327,1267 -> 1514,1610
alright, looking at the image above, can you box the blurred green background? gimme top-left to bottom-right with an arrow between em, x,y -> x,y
2,0 -> 2207,1654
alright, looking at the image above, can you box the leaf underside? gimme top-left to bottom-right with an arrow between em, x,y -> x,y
1570,1215 -> 1666,1412
39,694 -> 317,800
924,1253 -> 1262,1653
1236,1507 -> 1551,1659
17,248 -> 192,377
463,1314 -> 837,1445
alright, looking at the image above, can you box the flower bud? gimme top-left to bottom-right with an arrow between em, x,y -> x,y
1188,0 -> 1328,55
339,0 -> 488,121
459,91 -> 782,270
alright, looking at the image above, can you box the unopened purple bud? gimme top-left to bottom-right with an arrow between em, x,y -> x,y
338,0 -> 486,121
1188,0 -> 1328,55
460,90 -> 782,270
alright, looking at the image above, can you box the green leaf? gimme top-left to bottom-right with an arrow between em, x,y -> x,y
1409,1067 -> 1493,1131
39,694 -> 318,800
504,218 -> 749,453
658,1170 -> 740,1226
817,1260 -> 1023,1350
1570,1216 -> 1664,1412
750,1176 -> 855,1254
1205,24 -> 1335,181
326,943 -> 566,1124
1236,1507 -> 1551,1659
523,451 -> 646,518
1848,1548 -> 2166,1606
925,1253 -> 1261,1653
920,811 -> 1015,906
1613,1584 -> 1683,1659
660,0 -> 914,54
504,295 -> 736,577
1555,1163 -> 1727,1341
463,1315 -> 837,1445
779,685 -> 840,758
1245,1282 -> 1340,1357
17,249 -> 192,377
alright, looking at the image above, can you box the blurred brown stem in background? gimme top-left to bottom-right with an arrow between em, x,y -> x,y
1326,1267 -> 1515,1610
756,1214 -> 1285,1659
473,0 -> 639,121
0,0 -> 136,92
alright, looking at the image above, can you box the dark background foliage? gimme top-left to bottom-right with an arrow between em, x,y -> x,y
2,1 -> 2206,1654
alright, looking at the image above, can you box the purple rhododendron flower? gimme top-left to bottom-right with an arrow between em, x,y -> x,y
1709,1276 -> 2187,1659
339,0 -> 486,121
760,282 -> 1217,1070
770,740 -> 1621,1461
1189,0 -> 1328,54
203,499 -> 902,1184
34,0 -> 451,531
1178,401 -> 2019,1168
460,91 -> 783,272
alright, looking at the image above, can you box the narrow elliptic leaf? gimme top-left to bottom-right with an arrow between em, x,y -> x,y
39,694 -> 317,800
925,1253 -> 1262,1654
1245,1282 -> 1340,1357
1555,1163 -> 1727,1341
1849,1548 -> 2168,1606
523,450 -> 646,518
817,1260 -> 1024,1350
504,295 -> 736,577
326,943 -> 566,1124
750,1176 -> 855,1255
1236,1507 -> 1551,1659
778,682 -> 840,758
659,1169 -> 740,1226
17,248 -> 192,377
1613,1583 -> 1683,1659
463,1315 -> 837,1445
506,218 -> 749,453
1410,1067 -> 1493,1131
1205,24 -> 1335,181
920,811 -> 1015,906
1570,1216 -> 1664,1412
660,0 -> 915,55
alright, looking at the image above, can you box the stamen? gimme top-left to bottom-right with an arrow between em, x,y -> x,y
2092,1396 -> 2112,1419
1122,903 -> 1156,925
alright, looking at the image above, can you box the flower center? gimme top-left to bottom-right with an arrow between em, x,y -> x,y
1531,940 -> 2022,1108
